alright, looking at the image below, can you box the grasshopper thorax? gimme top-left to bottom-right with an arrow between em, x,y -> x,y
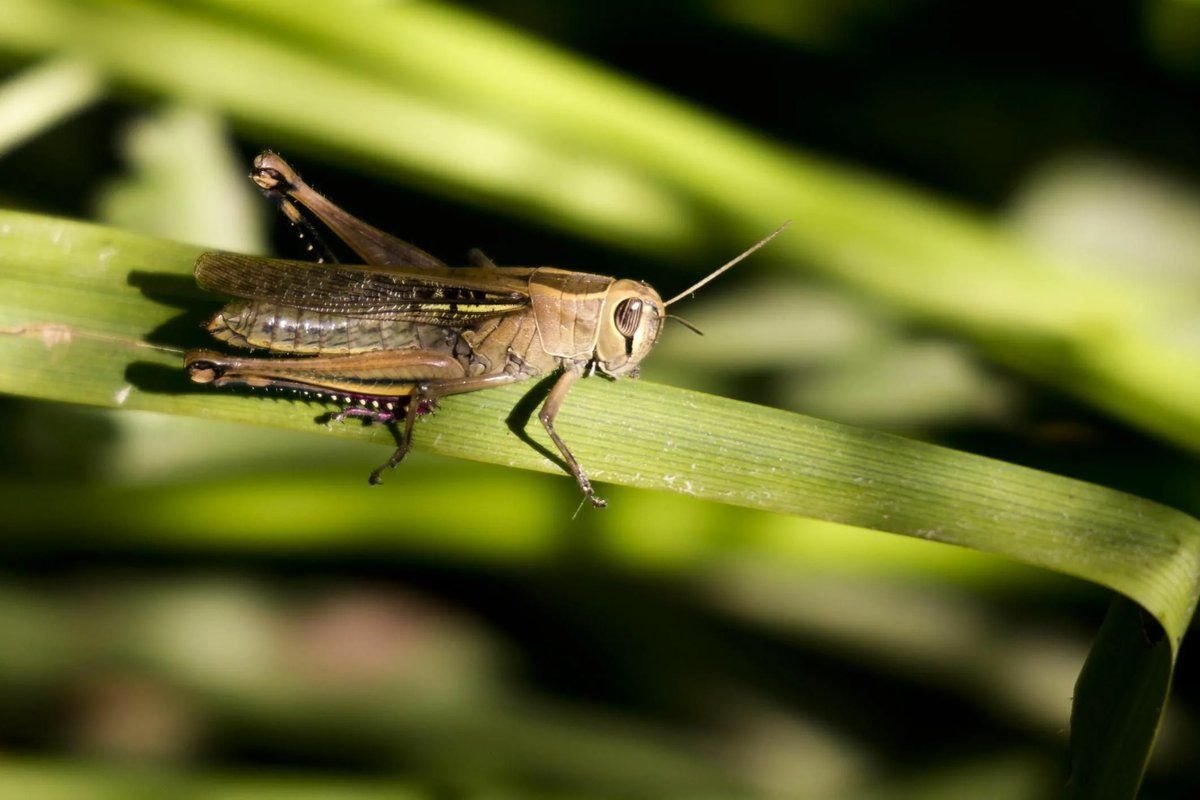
594,279 -> 664,377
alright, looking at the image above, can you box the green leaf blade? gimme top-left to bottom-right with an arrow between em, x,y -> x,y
2,209 -> 1197,648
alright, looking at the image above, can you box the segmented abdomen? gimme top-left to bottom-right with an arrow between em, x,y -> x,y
207,300 -> 452,355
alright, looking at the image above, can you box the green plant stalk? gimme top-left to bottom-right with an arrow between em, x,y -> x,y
0,56 -> 104,156
0,210 -> 1193,635
0,212 -> 1197,798
11,298 -> 1194,635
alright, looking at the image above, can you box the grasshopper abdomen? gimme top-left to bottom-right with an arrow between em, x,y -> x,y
208,299 -> 456,357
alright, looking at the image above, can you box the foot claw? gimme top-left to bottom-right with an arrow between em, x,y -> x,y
368,443 -> 410,485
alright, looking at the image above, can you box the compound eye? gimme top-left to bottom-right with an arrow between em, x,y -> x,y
614,298 -> 643,338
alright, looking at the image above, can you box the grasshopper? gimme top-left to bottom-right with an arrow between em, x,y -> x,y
185,153 -> 785,507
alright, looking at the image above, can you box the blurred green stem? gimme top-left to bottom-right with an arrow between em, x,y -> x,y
0,56 -> 104,155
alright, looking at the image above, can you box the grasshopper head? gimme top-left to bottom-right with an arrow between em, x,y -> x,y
595,279 -> 664,377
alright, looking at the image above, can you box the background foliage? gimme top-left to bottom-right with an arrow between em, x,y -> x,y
1,1 -> 1200,798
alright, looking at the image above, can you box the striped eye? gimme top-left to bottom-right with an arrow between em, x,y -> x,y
614,298 -> 643,338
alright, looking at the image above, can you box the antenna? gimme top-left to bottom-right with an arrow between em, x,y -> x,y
663,221 -> 790,307
665,314 -> 704,335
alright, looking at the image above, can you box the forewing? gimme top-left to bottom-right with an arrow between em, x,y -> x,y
195,252 -> 530,324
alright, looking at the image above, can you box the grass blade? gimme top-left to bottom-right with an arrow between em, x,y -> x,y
2,211 -> 1198,797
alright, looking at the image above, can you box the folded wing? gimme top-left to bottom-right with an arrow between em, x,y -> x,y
195,251 -> 531,325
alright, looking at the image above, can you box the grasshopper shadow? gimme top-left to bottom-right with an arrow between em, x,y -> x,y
126,270 -> 209,309
505,372 -> 570,473
127,270 -> 220,351
125,270 -> 218,396
124,360 -> 209,397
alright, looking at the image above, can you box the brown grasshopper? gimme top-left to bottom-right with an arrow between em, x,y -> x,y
185,153 -> 785,507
